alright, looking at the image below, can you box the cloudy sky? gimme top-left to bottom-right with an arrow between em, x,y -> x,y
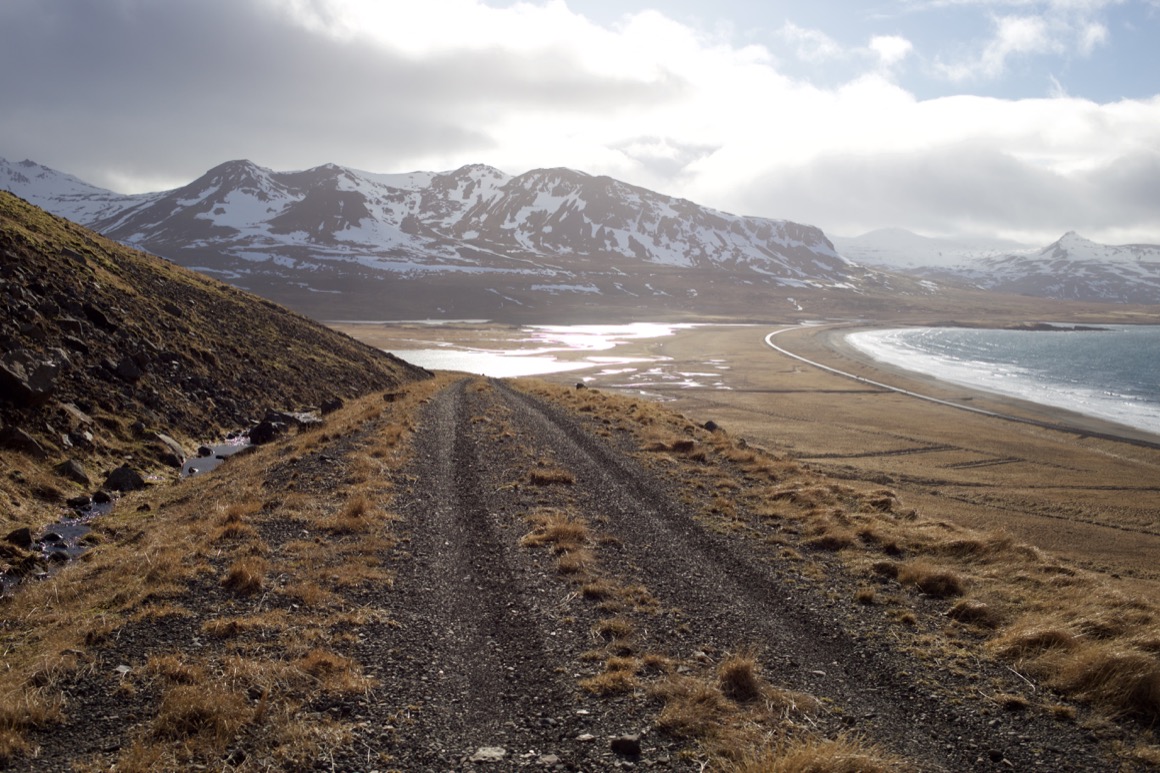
2,0 -> 1158,244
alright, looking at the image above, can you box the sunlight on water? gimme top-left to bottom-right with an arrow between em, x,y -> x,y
388,323 -> 692,378
847,325 -> 1160,435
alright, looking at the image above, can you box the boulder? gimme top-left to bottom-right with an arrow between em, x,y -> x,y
264,409 -> 322,429
0,352 -> 60,406
114,356 -> 143,382
0,427 -> 49,459
610,735 -> 642,757
54,459 -> 91,486
59,403 -> 94,428
248,420 -> 284,445
103,464 -> 146,492
153,433 -> 186,468
4,527 -> 33,550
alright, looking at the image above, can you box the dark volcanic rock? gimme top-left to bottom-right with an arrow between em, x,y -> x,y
610,735 -> 642,757
4,527 -> 33,549
114,356 -> 144,382
54,458 -> 91,486
248,420 -> 284,445
0,351 -> 60,405
153,433 -> 186,468
103,464 -> 146,492
1,427 -> 49,459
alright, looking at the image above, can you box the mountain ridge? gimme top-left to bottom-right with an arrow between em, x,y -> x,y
834,226 -> 1160,304
6,156 -> 1160,314
4,155 -> 892,320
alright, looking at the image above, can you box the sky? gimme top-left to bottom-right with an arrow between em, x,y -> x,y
1,0 -> 1158,244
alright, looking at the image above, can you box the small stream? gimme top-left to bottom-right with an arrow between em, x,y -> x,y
2,434 -> 252,597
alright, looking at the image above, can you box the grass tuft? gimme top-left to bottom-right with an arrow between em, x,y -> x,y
222,557 -> 267,596
897,561 -> 965,598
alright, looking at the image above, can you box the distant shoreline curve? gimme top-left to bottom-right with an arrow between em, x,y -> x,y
763,326 -> 1160,452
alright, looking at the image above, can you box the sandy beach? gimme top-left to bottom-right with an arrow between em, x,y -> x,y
333,320 -> 1160,586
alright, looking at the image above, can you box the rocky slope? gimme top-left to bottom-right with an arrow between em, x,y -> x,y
0,191 -> 428,536
2,157 -> 928,321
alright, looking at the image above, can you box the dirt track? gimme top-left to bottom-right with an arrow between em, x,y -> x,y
361,377 -> 1112,771
5,375 -> 1134,771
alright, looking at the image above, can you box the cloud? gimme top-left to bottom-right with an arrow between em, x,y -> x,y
720,142 -> 1160,243
927,0 -> 1123,81
778,21 -> 845,62
870,35 -> 915,69
0,0 -> 1157,244
1077,20 -> 1110,53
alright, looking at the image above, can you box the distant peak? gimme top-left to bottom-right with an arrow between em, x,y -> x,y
453,163 -> 508,177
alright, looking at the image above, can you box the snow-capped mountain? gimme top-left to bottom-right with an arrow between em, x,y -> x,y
834,227 -> 1160,305
4,156 -> 900,319
832,228 -> 1037,269
0,158 -> 154,224
88,160 -> 848,278
950,232 -> 1160,304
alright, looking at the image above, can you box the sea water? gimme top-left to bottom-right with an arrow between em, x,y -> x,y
845,325 -> 1160,436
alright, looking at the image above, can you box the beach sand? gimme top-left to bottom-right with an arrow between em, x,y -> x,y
334,321 -> 1160,586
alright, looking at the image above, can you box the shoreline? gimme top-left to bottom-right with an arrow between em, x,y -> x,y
803,323 -> 1160,449
335,320 -> 1160,580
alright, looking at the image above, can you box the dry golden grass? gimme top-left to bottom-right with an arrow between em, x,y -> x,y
579,656 -> 640,696
0,690 -> 63,764
725,734 -> 910,773
0,384 -> 434,770
526,375 -> 1160,753
717,652 -> 764,703
222,556 -> 268,596
296,649 -> 377,696
144,654 -> 208,686
528,466 -> 576,486
896,560 -> 966,598
152,684 -> 250,748
521,509 -> 596,577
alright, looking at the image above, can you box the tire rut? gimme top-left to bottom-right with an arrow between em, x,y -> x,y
492,379 -> 1110,773
365,379 -> 658,770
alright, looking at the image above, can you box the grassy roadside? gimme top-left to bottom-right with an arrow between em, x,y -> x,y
524,378 -> 1160,768
0,376 -> 447,769
4,371 -> 1158,770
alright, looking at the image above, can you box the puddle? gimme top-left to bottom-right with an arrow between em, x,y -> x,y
182,435 -> 252,477
1,500 -> 112,596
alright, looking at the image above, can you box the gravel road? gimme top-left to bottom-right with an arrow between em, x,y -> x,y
351,377 -> 1112,771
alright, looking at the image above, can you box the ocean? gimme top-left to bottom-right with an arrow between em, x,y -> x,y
845,325 -> 1160,436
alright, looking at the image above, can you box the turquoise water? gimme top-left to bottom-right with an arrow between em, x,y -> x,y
846,325 -> 1160,435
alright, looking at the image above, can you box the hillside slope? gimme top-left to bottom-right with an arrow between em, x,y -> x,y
0,191 -> 428,533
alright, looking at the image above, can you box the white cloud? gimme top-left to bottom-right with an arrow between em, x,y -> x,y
925,0 -> 1125,81
1,0 -> 1157,244
778,21 -> 845,62
1078,20 -> 1109,53
870,34 -> 915,69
